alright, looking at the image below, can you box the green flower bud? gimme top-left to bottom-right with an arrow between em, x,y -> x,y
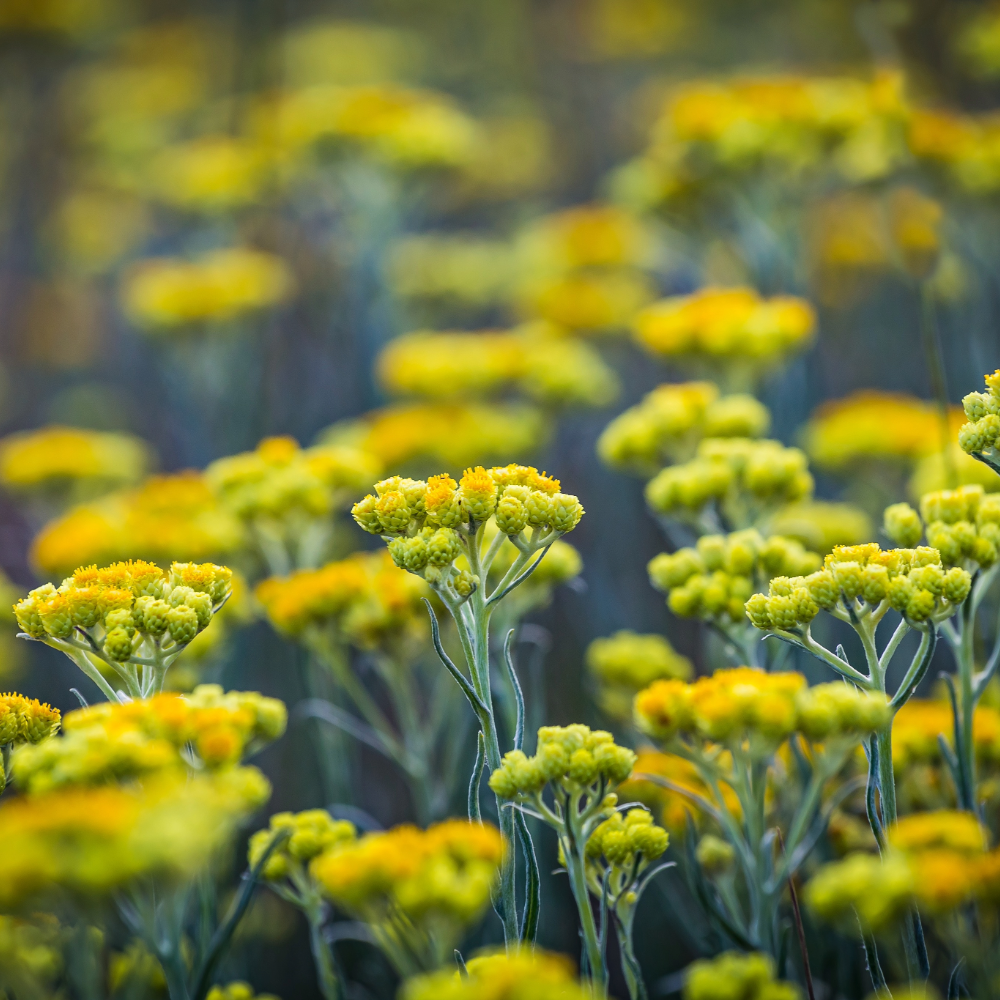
376,490 -> 412,534
745,593 -> 771,629
766,595 -> 798,630
861,564 -> 889,604
453,569 -> 477,599
426,528 -> 461,566
141,598 -> 171,636
884,503 -> 922,548
833,562 -> 862,600
696,834 -> 735,875
167,605 -> 199,644
550,493 -> 584,533
804,570 -> 838,610
495,495 -> 528,535
888,576 -> 914,613
906,589 -> 936,621
351,494 -> 382,534
524,490 -> 553,529
697,535 -> 727,572
104,608 -> 135,637
943,566 -> 972,604
104,626 -> 134,661
964,391 -> 989,421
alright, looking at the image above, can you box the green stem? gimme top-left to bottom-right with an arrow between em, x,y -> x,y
615,916 -> 647,1000
563,811 -> 607,994
307,903 -> 340,1000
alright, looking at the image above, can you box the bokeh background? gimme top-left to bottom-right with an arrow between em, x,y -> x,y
1,0 -> 1000,996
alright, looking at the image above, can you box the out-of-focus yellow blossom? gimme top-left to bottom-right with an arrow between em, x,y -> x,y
888,186 -> 944,280
14,559 -> 235,699
805,391 -> 965,471
311,819 -> 503,973
457,113 -> 554,200
581,0 -> 687,60
805,851 -> 915,932
910,444 -> 1000,497
50,188 -> 150,274
684,951 -> 801,1000
518,270 -> 654,334
635,667 -> 889,750
586,630 -> 692,720
766,501 -> 873,554
11,686 -> 286,794
377,329 -> 619,407
909,108 -> 1000,193
645,438 -> 813,530
249,809 -> 356,884
648,530 -> 820,627
206,983 -> 279,1000
147,136 -> 269,212
960,370 -> 1000,470
400,947 -> 593,1000
633,288 -> 815,373
745,542 -> 971,634
0,425 -> 150,497
598,381 -> 771,476
107,939 -> 166,995
0,693 -> 60,793
893,698 -> 1000,771
389,234 -> 516,307
253,84 -> 480,169
956,4 -> 1000,78
0,914 -> 63,998
256,550 -> 429,652
31,473 -> 243,578
889,810 -> 987,855
122,249 -> 294,330
0,768 -> 270,909
322,401 -> 547,471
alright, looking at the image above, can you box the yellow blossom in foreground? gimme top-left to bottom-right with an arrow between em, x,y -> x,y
400,947 -> 593,1000
0,769 -> 270,909
122,248 -> 294,330
684,951 -> 801,1000
0,426 -> 150,493
31,473 -> 243,578
804,391 -> 965,470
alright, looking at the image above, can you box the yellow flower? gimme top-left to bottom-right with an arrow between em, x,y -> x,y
122,249 -> 294,330
389,234 -> 516,306
206,984 -> 279,1000
520,203 -> 654,271
685,951 -> 801,1000
805,852 -> 915,932
888,810 -> 988,855
518,271 -> 655,334
893,697 -> 1000,770
766,501 -> 873,554
249,809 -> 357,882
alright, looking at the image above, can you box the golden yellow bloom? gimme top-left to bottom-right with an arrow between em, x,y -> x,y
122,249 -> 294,330
518,270 -> 654,334
0,693 -> 60,749
249,809 -> 357,882
804,391 -> 965,469
685,951 -> 801,1000
400,947 -> 593,1000
889,810 -> 988,855
31,473 -> 243,578
893,697 -> 1000,770
805,851 -> 915,932
0,426 -> 149,494
521,203 -> 653,271
909,108 -> 1000,192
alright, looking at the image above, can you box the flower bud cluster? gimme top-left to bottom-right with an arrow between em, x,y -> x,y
684,951 -> 801,1000
12,686 -> 286,794
489,724 -> 636,801
377,329 -> 619,408
959,370 -> 1000,461
649,530 -> 821,625
586,630 -> 692,721
256,550 -> 428,649
598,381 -> 770,475
0,693 -> 61,748
745,542 -> 972,632
645,439 -> 813,521
883,483 -> 1000,568
399,948 -> 593,1000
633,287 -> 815,366
635,667 -> 890,746
248,809 -> 357,882
310,819 -> 504,927
14,559 -> 233,667
586,808 -> 669,871
206,435 -> 381,522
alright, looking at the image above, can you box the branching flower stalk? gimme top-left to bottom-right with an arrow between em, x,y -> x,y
353,464 -> 585,946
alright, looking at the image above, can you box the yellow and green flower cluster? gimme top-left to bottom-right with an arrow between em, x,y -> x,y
684,951 -> 801,1000
648,530 -> 820,625
635,667 -> 890,747
249,808 -> 357,883
598,381 -> 771,475
0,693 -> 61,794
584,808 -> 669,896
960,370 -> 1000,468
745,542 -> 972,633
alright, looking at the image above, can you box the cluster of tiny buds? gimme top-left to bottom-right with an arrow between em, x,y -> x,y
745,543 -> 972,633
649,530 -> 820,625
0,693 -> 61,748
586,808 -> 669,870
489,724 -> 636,800
884,483 -> 1000,568
959,370 -> 1000,457
249,809 -> 357,882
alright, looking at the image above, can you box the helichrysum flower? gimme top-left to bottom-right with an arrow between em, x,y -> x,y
586,630 -> 692,720
633,288 -> 815,368
960,370 -> 1000,468
893,697 -> 1000,770
249,809 -> 357,883
517,271 -> 655,334
31,473 -> 244,579
0,693 -> 61,748
766,500 -> 873,554
122,248 -> 294,330
206,984 -> 279,1000
684,951 -> 801,1000
634,667 -> 889,747
399,947 -> 593,1000
909,108 -> 1000,193
648,529 -> 820,626
147,136 -> 268,212
744,542 -> 972,633
0,426 -> 150,495
805,851 -> 915,932
598,381 -> 771,475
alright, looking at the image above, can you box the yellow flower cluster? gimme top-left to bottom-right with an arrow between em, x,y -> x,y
648,530 -> 820,625
0,426 -> 149,494
645,438 -> 813,524
765,501 -> 874,555
635,668 -> 890,746
12,686 -> 286,794
519,271 -> 654,335
31,473 -> 243,578
0,769 -> 270,909
249,809 -> 357,882
255,550 -> 429,649
745,543 -> 972,632
684,951 -> 801,1000
310,819 -> 503,927
909,108 -> 1000,193
205,435 -> 381,523
0,693 -> 61,748
804,391 -> 965,470
122,248 -> 294,330
586,630 -> 692,720
960,369 -> 1000,464
206,984 -> 279,1000
489,724 -> 636,800
377,329 -> 619,408
322,401 -> 547,471
399,948 -> 593,1000
522,203 -> 653,272
147,136 -> 268,212
910,444 -> 1000,497
884,483 -> 1000,568
598,381 -> 771,475
585,808 -> 669,877
633,288 -> 815,365
893,697 -> 1000,770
